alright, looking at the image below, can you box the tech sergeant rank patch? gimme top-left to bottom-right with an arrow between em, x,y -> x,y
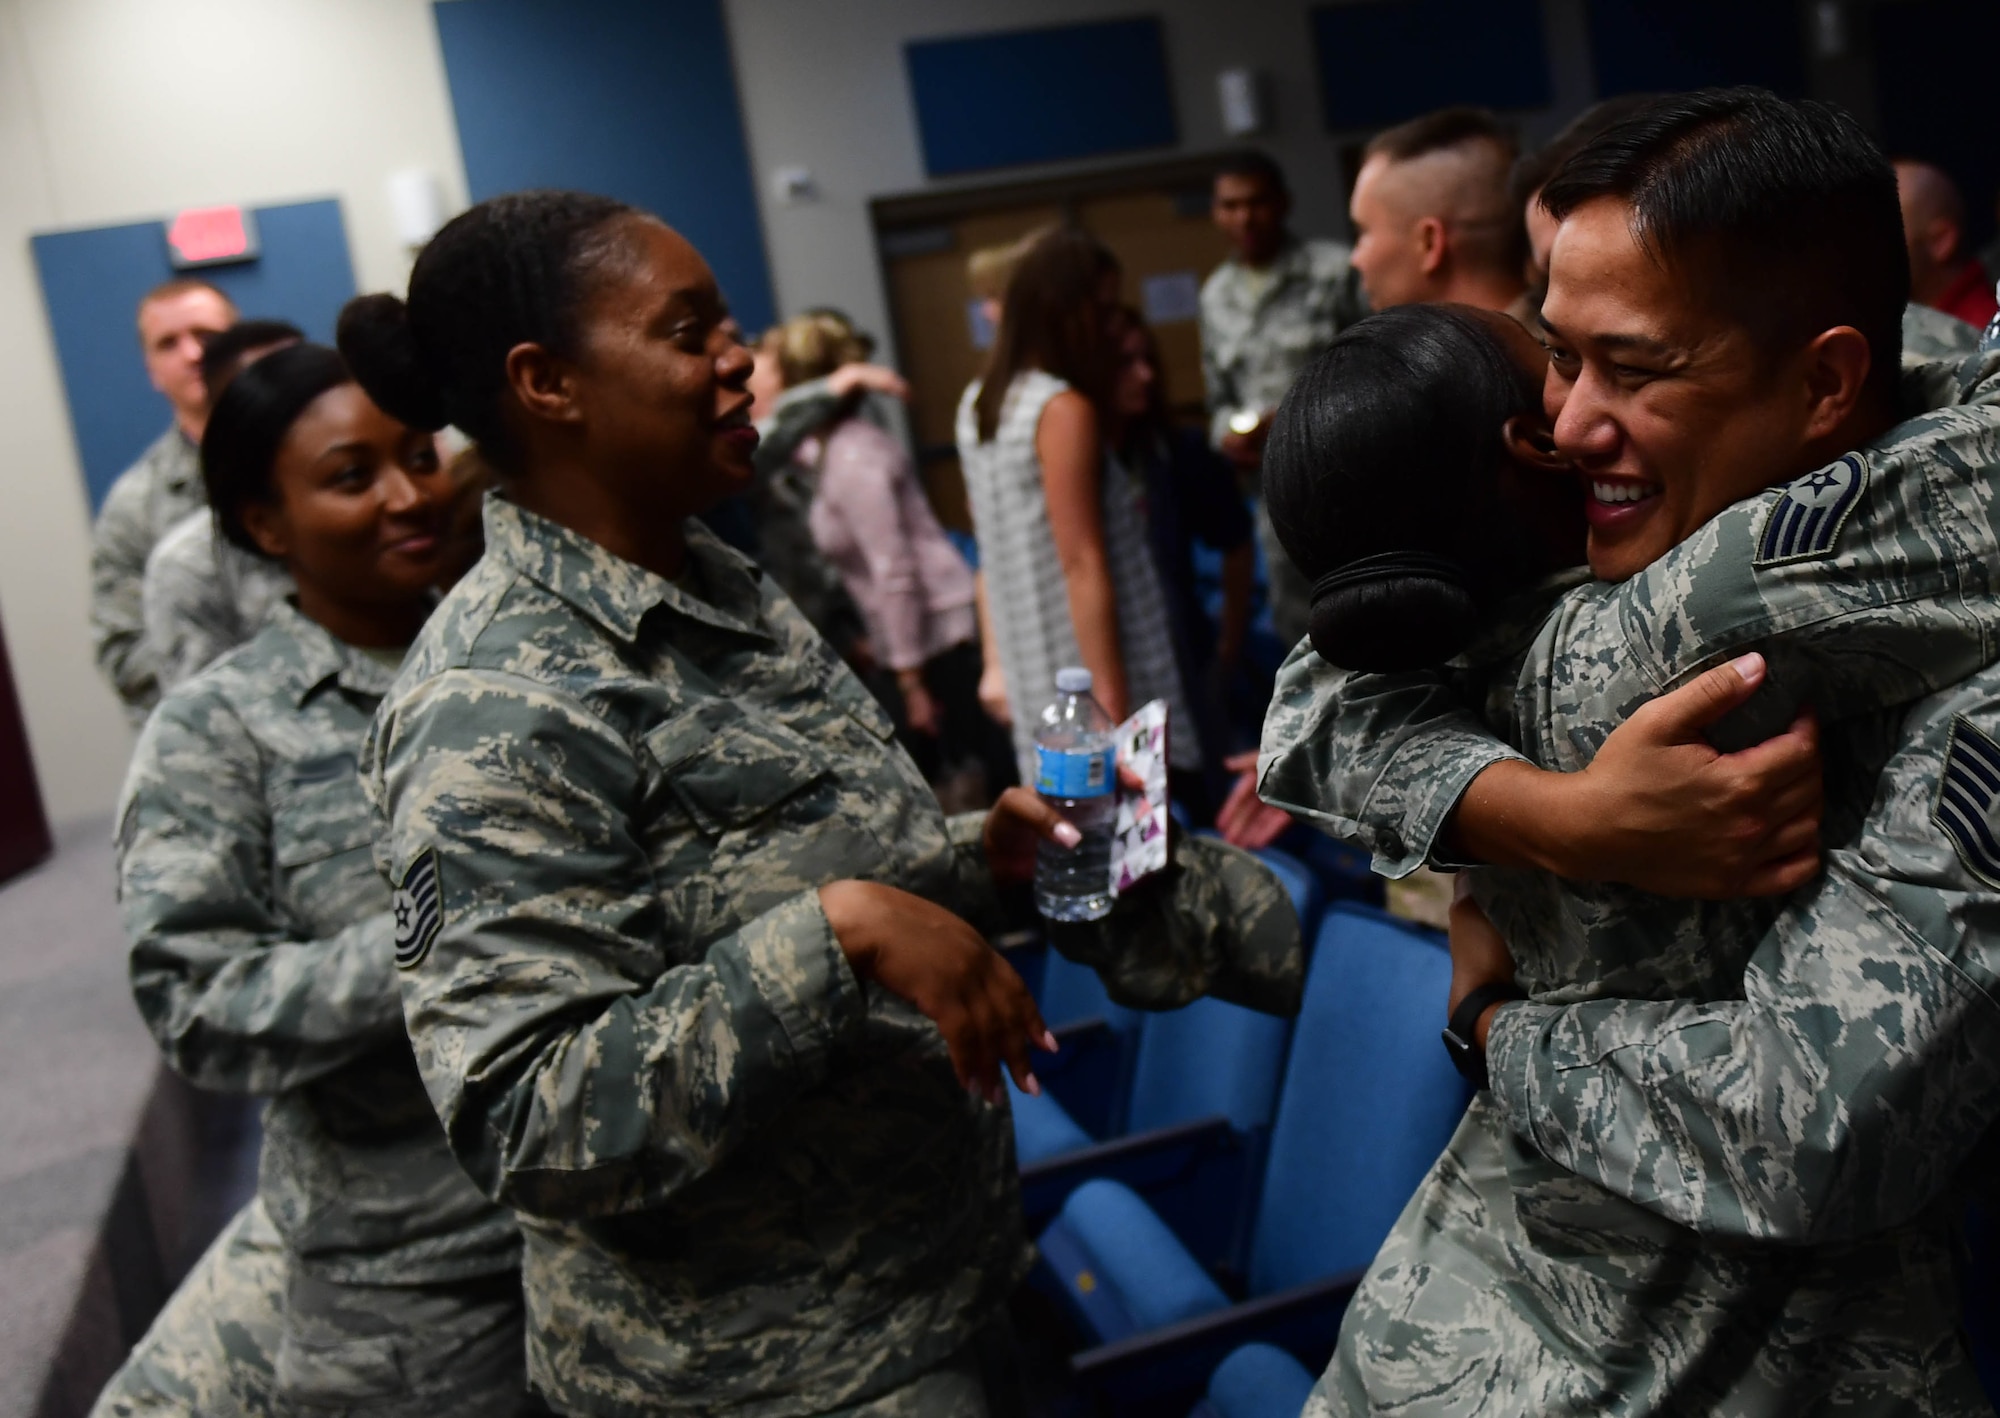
392,848 -> 444,969
1755,452 -> 1867,566
1935,717 -> 2000,889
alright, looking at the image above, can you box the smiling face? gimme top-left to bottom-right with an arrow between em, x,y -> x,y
1538,197 -> 1825,581
560,217 -> 759,521
241,382 -> 464,616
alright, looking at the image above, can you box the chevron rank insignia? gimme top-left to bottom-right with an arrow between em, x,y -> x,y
391,849 -> 444,970
1755,453 -> 1866,566
1935,719 -> 2000,888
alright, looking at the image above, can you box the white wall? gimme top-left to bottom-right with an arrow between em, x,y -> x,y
722,0 -> 1597,359
0,0 -> 468,826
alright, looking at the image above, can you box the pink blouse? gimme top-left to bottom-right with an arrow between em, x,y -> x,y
803,419 -> 976,671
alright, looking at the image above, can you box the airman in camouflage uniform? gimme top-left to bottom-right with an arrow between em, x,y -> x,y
141,512 -> 294,696
90,428 -> 206,722
364,496 -> 1299,1417
107,600 -> 524,1416
1259,352 -> 2000,1415
1200,236 -> 1366,647
1903,298 -> 1981,362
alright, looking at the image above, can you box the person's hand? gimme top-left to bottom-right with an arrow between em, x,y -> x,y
978,660 -> 1011,727
844,635 -> 878,678
897,669 -> 940,737
827,363 -> 911,402
1445,875 -> 1515,1049
818,880 -> 1054,1103
1548,652 -> 1823,896
1216,751 -> 1294,850
982,786 -> 1084,888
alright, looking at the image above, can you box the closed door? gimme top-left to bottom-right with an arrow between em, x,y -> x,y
0,606 -> 52,886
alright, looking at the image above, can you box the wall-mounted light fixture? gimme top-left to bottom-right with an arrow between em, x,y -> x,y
387,169 -> 448,249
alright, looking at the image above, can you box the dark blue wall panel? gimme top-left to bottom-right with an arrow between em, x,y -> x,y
907,18 -> 1178,178
32,199 -> 356,513
1312,0 -> 1551,131
434,0 -> 775,334
1874,0 -> 2000,255
1586,0 -> 1804,98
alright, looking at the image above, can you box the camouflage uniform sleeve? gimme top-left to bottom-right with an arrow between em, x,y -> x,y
91,471 -> 163,719
942,810 -> 1010,939
371,668 -> 867,1220
1486,678 -> 2000,1242
755,377 -> 843,477
143,517 -> 233,696
1046,833 -> 1304,1016
1257,640 -> 1524,877
119,690 -> 404,1093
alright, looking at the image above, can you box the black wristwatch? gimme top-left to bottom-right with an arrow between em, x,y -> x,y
1442,982 -> 1527,1091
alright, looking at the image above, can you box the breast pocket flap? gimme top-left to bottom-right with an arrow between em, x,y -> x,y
643,701 -> 831,836
271,772 -> 377,868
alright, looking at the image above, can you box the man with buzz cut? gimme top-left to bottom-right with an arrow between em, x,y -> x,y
1348,105 -> 1530,322
1258,87 -> 2000,1415
89,278 -> 237,722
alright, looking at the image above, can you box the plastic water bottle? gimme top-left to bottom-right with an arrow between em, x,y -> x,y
1033,667 -> 1118,922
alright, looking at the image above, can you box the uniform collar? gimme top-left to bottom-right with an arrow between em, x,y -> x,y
157,424 -> 200,492
262,599 -> 404,707
482,495 -> 772,646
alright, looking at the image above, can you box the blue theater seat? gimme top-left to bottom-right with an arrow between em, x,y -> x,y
1032,950 -> 1142,1138
1037,903 -> 1473,1413
1018,991 -> 1294,1267
1190,1343 -> 1318,1418
1014,841 -> 1310,1248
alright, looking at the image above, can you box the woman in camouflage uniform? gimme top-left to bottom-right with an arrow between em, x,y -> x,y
100,344 -> 527,1416
334,191 -> 1098,1418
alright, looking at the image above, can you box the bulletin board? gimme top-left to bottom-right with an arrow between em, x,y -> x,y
31,198 -> 357,513
906,18 -> 1179,178
1311,0 -> 1552,132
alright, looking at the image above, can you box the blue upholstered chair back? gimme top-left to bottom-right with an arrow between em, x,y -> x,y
1127,995 -> 1292,1136
1248,904 -> 1472,1295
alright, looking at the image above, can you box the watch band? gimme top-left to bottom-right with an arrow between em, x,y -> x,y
1441,981 -> 1527,1091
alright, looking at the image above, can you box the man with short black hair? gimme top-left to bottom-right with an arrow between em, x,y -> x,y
1897,157 -> 1999,330
89,278 -> 236,721
1348,107 -> 1527,318
1273,87 -> 2000,1416
1199,149 -> 1362,649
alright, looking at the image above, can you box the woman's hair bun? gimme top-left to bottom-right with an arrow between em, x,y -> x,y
1308,562 -> 1479,672
336,293 -> 447,432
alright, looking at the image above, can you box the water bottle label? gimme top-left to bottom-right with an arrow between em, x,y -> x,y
1035,745 -> 1113,798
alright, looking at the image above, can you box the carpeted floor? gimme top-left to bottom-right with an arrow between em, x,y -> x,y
0,817 -> 254,1418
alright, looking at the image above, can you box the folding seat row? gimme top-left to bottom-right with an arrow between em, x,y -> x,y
1030,903 -> 1473,1415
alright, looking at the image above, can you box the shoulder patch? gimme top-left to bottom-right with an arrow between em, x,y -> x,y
391,849 -> 444,970
1754,453 -> 1867,566
1934,718 -> 2000,888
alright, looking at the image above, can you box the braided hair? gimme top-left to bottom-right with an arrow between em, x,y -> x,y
337,190 -> 637,475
